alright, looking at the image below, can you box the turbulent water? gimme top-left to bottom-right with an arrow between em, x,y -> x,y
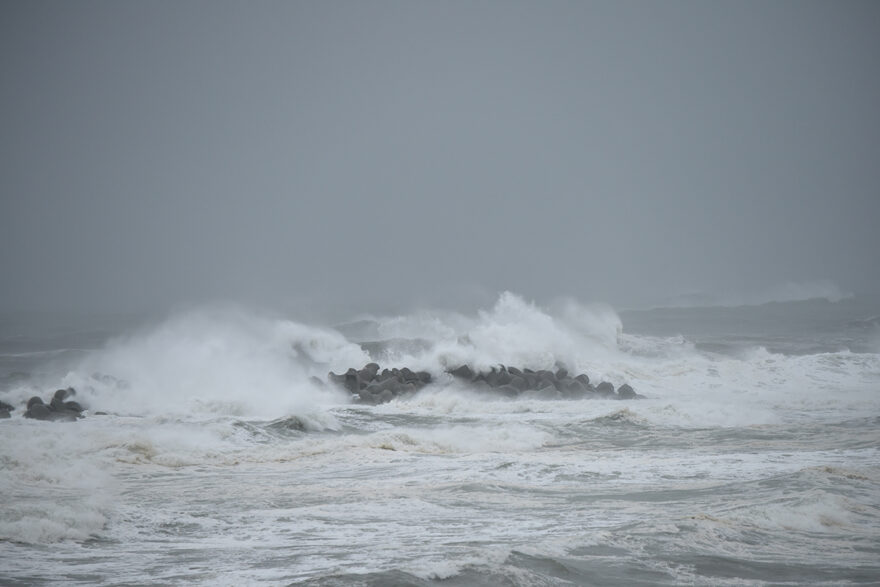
1,292 -> 879,586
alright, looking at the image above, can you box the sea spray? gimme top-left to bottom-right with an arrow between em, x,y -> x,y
61,305 -> 358,419
1,293 -> 878,584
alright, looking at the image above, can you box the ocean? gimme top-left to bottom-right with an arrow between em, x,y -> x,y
1,292 -> 878,585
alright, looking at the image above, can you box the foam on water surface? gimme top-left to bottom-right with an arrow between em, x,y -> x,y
1,292 -> 879,584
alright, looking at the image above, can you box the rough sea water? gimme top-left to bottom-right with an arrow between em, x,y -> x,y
1,292 -> 879,586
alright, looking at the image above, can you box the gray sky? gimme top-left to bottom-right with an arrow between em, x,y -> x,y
2,1 -> 878,315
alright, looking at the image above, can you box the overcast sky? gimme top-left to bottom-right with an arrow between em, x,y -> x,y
2,1 -> 878,315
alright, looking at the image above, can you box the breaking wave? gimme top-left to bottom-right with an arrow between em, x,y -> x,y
0,291 -> 872,429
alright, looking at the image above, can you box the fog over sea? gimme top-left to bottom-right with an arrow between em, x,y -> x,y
2,2 -> 879,585
1,290 -> 878,586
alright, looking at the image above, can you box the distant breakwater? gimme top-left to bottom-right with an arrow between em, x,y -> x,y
0,364 -> 641,422
327,363 -> 641,405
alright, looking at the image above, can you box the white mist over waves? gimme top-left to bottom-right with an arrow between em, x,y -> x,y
60,305 -> 362,420
2,293 -> 877,585
350,292 -> 880,428
36,292 -> 876,430
356,291 -> 623,375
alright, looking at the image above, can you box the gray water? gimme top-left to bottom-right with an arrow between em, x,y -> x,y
1,294 -> 879,585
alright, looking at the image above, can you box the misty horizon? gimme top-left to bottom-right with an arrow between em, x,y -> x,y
2,1 -> 878,316
2,5 -> 880,577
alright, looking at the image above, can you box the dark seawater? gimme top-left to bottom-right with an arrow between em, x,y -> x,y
1,293 -> 879,585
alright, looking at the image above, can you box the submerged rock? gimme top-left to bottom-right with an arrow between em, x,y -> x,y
448,364 -> 475,381
24,397 -> 52,420
24,389 -> 85,421
595,381 -> 616,396
617,383 -> 638,399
